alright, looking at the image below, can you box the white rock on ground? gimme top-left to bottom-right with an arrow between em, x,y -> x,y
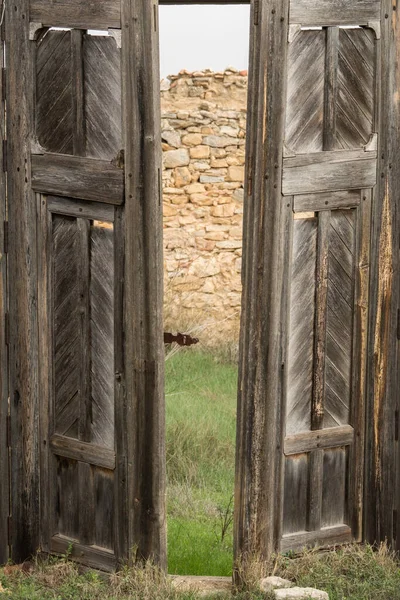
260,576 -> 293,592
274,587 -> 329,600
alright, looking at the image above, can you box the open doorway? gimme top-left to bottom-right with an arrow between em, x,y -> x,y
159,3 -> 250,576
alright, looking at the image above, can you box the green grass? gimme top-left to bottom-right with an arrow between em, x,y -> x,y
165,349 -> 238,576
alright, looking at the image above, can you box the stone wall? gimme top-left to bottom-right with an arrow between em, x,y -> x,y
161,69 -> 248,346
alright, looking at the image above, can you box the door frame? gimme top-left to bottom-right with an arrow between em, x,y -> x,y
3,0 -> 400,570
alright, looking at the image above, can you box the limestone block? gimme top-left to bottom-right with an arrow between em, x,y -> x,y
185,183 -> 206,194
195,238 -> 216,252
274,588 -> 329,600
233,189 -> 244,202
203,135 -> 240,148
192,162 -> 210,172
162,130 -> 181,148
211,158 -> 229,168
216,240 -> 242,250
205,231 -> 225,241
174,167 -> 192,187
164,148 -> 190,168
212,148 -> 227,158
163,187 -> 185,195
163,204 -> 178,217
182,133 -> 203,146
201,127 -> 215,135
190,145 -> 210,159
226,156 -> 240,166
170,195 -> 189,205
188,257 -> 221,277
227,166 -> 245,182
220,125 -> 240,137
229,227 -> 242,239
190,194 -> 213,206
200,175 -> 225,184
260,577 -> 293,593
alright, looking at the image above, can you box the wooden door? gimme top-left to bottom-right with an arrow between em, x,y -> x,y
235,0 -> 397,564
7,0 -> 165,568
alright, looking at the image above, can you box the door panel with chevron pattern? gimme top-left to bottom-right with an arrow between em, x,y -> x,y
281,15 -> 377,551
35,24 -> 124,570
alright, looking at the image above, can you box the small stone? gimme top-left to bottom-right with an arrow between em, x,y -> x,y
164,149 -> 190,168
260,577 -> 293,593
182,133 -> 203,146
162,130 -> 181,148
216,240 -> 242,250
174,167 -> 192,187
200,175 -> 225,184
190,145 -> 211,159
211,204 -> 235,218
203,135 -> 237,148
227,166 -> 245,182
233,189 -> 245,203
274,588 -> 329,600
163,204 -> 178,217
185,183 -> 206,194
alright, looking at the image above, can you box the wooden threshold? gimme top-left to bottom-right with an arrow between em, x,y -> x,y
50,535 -> 116,571
32,153 -> 124,205
50,435 -> 116,470
281,525 -> 352,552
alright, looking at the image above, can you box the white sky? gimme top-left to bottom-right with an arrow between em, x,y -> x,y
159,6 -> 250,79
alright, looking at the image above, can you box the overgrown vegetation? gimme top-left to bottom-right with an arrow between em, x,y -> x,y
1,544 -> 400,599
165,349 -> 238,576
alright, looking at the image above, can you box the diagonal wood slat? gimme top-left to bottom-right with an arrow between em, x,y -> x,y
336,29 -> 375,149
36,31 -> 73,155
84,36 -> 122,160
286,218 -> 317,435
325,210 -> 356,428
53,216 -> 80,438
285,31 -> 325,154
90,224 -> 115,449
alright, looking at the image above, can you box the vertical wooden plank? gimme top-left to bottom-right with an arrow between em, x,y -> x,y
323,27 -> 339,151
113,206 -> 128,566
6,0 -> 40,561
348,192 -> 371,541
38,194 -> 52,551
312,211 -> 330,430
120,0 -> 166,566
71,29 -> 86,157
234,0 -> 290,565
77,218 -> 91,444
0,19 -> 8,566
365,0 -> 399,547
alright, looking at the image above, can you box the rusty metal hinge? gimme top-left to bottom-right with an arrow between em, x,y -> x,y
395,410 -> 399,442
6,414 -> 10,448
3,219 -> 8,254
1,68 -> 5,102
254,0 -> 260,25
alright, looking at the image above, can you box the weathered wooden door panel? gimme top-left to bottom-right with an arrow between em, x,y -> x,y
280,19 -> 377,551
8,0 -> 164,568
282,199 -> 371,550
235,0 -> 386,564
35,30 -> 122,160
38,196 -> 118,570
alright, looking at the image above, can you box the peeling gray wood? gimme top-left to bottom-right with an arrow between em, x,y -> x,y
30,0 -> 121,29
31,154 -> 124,204
289,0 -> 380,26
50,435 -> 115,470
284,425 -> 354,455
283,153 -> 377,195
294,190 -> 361,212
281,525 -> 352,552
7,0 -> 40,562
121,0 -> 166,567
0,19 -> 8,566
